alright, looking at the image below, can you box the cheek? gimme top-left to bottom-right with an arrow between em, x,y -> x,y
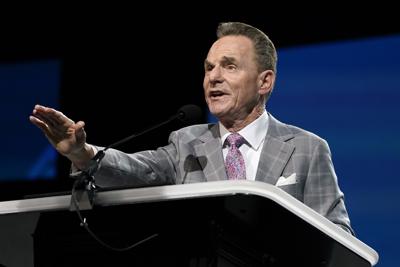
203,75 -> 209,88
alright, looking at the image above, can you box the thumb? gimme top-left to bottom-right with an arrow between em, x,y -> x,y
74,121 -> 86,140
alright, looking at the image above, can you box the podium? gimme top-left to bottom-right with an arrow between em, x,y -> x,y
0,180 -> 378,266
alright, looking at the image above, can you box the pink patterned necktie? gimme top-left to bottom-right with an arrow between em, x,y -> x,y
224,133 -> 246,180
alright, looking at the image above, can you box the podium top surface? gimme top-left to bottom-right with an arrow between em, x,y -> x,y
0,180 -> 378,266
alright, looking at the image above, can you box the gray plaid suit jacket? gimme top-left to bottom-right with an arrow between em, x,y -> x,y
94,113 -> 353,234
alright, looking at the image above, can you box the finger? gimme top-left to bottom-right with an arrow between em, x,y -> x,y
34,115 -> 76,145
29,115 -> 52,136
38,116 -> 71,138
74,121 -> 86,140
29,115 -> 43,127
33,112 -> 58,129
75,120 -> 86,130
34,105 -> 74,127
31,112 -> 66,138
47,108 -> 74,125
33,106 -> 59,128
31,113 -> 71,143
33,104 -> 47,112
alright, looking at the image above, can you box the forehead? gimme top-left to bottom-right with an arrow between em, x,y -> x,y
206,35 -> 255,62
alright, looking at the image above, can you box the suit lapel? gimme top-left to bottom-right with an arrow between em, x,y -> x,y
194,124 -> 228,181
255,114 -> 295,185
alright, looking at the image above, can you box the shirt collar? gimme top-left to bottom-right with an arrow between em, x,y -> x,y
219,110 -> 269,150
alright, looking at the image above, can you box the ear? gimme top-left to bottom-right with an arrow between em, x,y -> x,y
258,70 -> 275,96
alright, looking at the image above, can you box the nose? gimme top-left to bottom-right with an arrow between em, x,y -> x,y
208,66 -> 224,85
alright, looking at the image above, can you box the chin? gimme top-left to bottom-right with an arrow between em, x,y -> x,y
208,103 -> 222,116
208,98 -> 234,116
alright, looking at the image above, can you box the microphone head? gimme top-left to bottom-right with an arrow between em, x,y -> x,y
177,104 -> 202,124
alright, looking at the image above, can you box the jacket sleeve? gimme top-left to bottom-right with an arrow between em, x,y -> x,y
90,134 -> 179,189
303,139 -> 355,235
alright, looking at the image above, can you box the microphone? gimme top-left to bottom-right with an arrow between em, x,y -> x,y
177,104 -> 203,123
70,104 -> 202,211
69,104 -> 202,252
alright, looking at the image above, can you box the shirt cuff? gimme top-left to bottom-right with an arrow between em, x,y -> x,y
70,144 -> 97,173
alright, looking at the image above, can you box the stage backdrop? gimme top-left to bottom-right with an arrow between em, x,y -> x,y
1,33 -> 398,267
0,60 -> 60,182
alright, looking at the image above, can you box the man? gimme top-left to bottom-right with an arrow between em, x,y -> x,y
30,22 -> 353,234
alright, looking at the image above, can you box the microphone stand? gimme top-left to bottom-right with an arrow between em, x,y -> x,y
67,104 -> 201,251
69,150 -> 105,211
69,116 -> 178,211
69,104 -> 200,211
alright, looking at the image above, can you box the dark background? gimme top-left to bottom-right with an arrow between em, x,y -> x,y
2,7 -> 398,168
0,6 -> 399,266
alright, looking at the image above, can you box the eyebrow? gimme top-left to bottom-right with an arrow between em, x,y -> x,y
204,59 -> 214,69
204,56 -> 238,69
220,56 -> 237,65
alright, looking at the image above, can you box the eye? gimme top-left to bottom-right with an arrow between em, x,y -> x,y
226,64 -> 237,71
205,64 -> 214,72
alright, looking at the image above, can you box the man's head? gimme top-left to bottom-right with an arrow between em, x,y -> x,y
217,22 -> 277,74
203,22 -> 277,130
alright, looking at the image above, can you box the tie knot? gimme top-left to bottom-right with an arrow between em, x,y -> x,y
226,133 -> 245,148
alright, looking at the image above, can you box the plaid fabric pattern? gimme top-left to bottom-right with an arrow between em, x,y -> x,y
93,113 -> 354,235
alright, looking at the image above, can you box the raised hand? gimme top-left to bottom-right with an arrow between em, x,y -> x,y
30,105 -> 94,168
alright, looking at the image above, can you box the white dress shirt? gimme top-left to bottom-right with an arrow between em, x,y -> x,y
219,110 -> 269,181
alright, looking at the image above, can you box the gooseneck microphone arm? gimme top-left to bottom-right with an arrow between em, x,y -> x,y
106,114 -> 178,151
76,113 -> 180,185
69,104 -> 202,251
107,104 -> 201,150
77,104 -> 202,183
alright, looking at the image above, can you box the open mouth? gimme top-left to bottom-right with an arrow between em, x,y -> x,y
209,90 -> 226,99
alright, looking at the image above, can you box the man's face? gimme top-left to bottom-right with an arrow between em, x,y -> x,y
203,35 -> 263,123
